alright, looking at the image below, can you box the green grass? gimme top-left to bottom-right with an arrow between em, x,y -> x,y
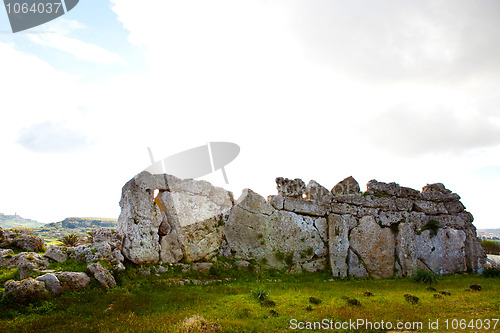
0,266 -> 498,332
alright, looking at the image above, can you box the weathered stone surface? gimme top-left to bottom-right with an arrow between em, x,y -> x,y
378,211 -> 407,227
301,258 -> 327,272
444,200 -> 466,214
267,195 -> 284,210
116,172 -> 485,278
305,180 -> 333,202
283,197 -> 329,216
331,176 -> 360,195
10,252 -> 49,279
56,272 -> 90,291
87,263 -> 116,288
347,249 -> 368,278
225,191 -> 327,269
399,186 -> 421,199
350,216 -> 395,279
67,245 -> 97,263
12,233 -> 45,252
36,273 -> 62,295
367,179 -> 400,197
416,228 -> 467,275
157,179 -> 233,262
414,200 -> 448,215
218,238 -> 232,258
421,183 -> 461,202
158,214 -> 171,236
422,183 -> 450,194
330,202 -> 358,215
328,214 -> 357,278
395,222 -> 419,276
118,172 -> 162,264
4,278 -> 49,302
276,177 -> 306,198
463,227 -> 487,273
159,232 -> 183,263
44,245 -> 68,263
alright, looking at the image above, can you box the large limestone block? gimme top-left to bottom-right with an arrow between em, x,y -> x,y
305,180 -> 333,203
118,172 -> 162,264
416,228 -> 467,274
158,181 -> 233,262
463,227 -> 487,273
366,179 -> 401,197
160,232 -> 183,263
414,200 -> 448,215
332,176 -> 360,195
347,249 -> 368,278
283,197 -> 330,216
395,222 -> 419,276
225,191 -> 327,269
350,216 -> 395,279
328,214 -> 357,278
276,177 -> 306,198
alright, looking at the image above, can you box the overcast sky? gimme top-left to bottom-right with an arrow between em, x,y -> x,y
1,0 -> 499,229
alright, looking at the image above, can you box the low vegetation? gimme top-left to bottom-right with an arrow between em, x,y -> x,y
0,259 -> 498,332
481,239 -> 500,255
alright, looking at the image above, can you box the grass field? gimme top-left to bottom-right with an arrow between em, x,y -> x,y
0,263 -> 498,333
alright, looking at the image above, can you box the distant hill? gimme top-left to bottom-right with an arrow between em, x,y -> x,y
478,229 -> 500,234
34,217 -> 118,240
0,213 -> 45,229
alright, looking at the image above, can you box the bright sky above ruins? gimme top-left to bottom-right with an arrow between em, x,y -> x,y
1,0 -> 499,229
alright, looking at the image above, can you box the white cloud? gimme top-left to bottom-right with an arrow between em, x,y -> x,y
26,19 -> 126,65
365,104 -> 500,155
17,121 -> 89,153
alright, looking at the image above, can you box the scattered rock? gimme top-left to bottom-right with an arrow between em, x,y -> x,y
10,252 -> 49,279
56,272 -> 90,292
87,263 -> 116,288
4,278 -> 49,302
44,245 -> 68,263
36,273 -> 62,295
12,233 -> 45,252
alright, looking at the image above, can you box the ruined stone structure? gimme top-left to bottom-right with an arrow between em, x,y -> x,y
117,172 -> 486,278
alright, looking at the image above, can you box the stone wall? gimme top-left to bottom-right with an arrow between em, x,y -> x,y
117,172 -> 486,278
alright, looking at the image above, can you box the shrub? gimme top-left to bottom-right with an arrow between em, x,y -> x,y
347,298 -> 361,306
309,297 -> 322,305
404,294 -> 419,304
413,269 -> 437,284
251,288 -> 270,302
482,267 -> 500,278
481,240 -> 500,255
59,234 -> 81,247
